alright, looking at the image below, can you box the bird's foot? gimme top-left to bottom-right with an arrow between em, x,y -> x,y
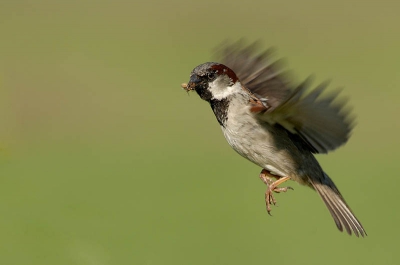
259,169 -> 293,215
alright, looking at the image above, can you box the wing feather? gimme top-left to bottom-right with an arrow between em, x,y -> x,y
217,41 -> 354,154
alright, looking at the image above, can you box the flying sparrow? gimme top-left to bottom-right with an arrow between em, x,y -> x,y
182,42 -> 366,237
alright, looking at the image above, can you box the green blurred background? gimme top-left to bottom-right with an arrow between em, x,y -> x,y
1,0 -> 399,264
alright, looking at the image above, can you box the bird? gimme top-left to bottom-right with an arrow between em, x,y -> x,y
181,41 -> 366,237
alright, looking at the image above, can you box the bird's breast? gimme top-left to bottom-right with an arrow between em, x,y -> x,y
220,101 -> 287,175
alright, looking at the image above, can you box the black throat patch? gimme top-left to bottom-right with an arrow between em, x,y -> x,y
210,98 -> 230,127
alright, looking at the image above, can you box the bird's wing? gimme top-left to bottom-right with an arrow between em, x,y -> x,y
216,40 -> 291,111
217,41 -> 354,154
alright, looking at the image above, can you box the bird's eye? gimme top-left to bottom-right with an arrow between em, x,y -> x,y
207,72 -> 216,80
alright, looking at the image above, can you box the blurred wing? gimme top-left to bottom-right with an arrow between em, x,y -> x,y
258,78 -> 355,154
216,41 -> 355,154
216,40 -> 291,111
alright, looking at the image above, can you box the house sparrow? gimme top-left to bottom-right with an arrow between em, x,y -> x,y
182,41 -> 366,237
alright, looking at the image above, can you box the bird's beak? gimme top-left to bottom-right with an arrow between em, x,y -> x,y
181,82 -> 191,91
181,82 -> 195,92
181,75 -> 200,92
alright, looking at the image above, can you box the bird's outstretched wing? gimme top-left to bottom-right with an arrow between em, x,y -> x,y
216,41 -> 355,154
215,40 -> 291,111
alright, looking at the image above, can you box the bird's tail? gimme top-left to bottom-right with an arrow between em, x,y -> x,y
309,172 -> 366,237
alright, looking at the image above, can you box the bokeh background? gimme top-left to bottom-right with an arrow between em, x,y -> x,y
1,0 -> 399,264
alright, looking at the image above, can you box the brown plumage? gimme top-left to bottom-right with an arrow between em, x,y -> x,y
184,41 -> 366,237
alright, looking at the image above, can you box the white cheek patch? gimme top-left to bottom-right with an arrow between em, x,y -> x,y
209,77 -> 242,100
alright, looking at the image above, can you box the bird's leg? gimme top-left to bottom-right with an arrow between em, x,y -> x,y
259,169 -> 293,215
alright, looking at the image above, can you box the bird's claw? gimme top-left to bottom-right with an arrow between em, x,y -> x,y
259,169 -> 293,215
265,185 -> 293,215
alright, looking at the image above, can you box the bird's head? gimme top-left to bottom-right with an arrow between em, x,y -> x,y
183,62 -> 242,102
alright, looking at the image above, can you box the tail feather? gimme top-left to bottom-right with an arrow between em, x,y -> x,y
310,173 -> 366,237
317,186 -> 345,232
